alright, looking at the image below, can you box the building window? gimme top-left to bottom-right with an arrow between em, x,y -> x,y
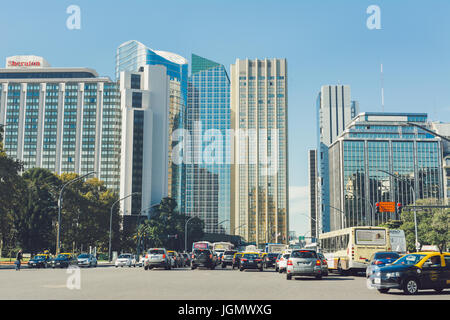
131,74 -> 141,89
132,92 -> 142,108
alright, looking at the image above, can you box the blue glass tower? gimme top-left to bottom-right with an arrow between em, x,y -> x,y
185,54 -> 231,233
116,40 -> 188,209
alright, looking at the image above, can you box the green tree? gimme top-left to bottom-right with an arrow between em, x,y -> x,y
18,168 -> 60,254
399,199 -> 448,252
0,126 -> 25,257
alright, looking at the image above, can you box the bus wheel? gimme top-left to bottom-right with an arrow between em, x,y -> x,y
338,260 -> 347,276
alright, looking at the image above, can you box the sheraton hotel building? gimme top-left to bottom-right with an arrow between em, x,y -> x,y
0,53 -> 172,224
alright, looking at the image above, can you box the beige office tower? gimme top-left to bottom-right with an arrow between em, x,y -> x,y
230,58 -> 288,245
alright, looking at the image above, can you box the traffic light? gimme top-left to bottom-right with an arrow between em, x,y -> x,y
375,202 -> 380,214
396,203 -> 403,214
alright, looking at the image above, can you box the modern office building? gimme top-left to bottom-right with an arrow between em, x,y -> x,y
316,85 -> 358,233
230,58 -> 289,245
328,112 -> 444,231
0,55 -> 121,192
116,40 -> 188,210
430,122 -> 450,203
308,149 -> 319,238
185,54 -> 231,234
119,65 -> 170,216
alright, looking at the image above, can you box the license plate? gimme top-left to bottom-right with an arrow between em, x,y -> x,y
374,277 -> 381,284
249,260 -> 254,263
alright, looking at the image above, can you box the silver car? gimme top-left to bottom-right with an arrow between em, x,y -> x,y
144,248 -> 171,270
77,253 -> 97,268
115,253 -> 137,268
286,250 -> 323,280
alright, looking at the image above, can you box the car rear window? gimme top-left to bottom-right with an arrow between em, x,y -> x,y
194,249 -> 210,256
291,251 -> 317,259
149,250 -> 165,255
224,251 -> 236,255
374,252 -> 400,260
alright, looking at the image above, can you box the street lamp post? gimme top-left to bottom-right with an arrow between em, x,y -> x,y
185,216 -> 195,253
345,190 -> 375,226
56,171 -> 96,255
378,169 -> 419,251
109,192 -> 140,261
324,204 -> 347,229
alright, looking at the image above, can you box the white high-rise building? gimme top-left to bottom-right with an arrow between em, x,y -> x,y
119,65 -> 170,216
0,55 -> 121,191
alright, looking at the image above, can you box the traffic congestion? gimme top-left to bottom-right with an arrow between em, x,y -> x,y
18,226 -> 450,296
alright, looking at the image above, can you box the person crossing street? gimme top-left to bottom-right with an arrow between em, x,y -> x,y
15,250 -> 23,271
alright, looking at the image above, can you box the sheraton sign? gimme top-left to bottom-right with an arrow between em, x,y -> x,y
7,60 -> 41,67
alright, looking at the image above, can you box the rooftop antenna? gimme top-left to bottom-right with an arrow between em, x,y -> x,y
381,63 -> 384,112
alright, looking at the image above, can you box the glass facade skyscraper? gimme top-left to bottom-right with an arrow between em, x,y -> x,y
328,113 -> 444,231
230,58 -> 289,245
185,54 -> 231,234
116,40 -> 188,209
316,85 -> 358,233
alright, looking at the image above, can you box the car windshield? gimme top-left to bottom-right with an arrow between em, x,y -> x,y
243,254 -> 259,259
167,252 -> 174,256
268,253 -> 279,258
283,254 -> 290,259
33,255 -> 46,260
392,254 -> 426,266
374,252 -> 400,260
57,254 -> 69,259
291,251 -> 317,259
149,249 -> 164,255
119,254 -> 130,259
78,254 -> 90,258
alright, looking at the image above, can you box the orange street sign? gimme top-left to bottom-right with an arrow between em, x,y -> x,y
378,202 -> 396,213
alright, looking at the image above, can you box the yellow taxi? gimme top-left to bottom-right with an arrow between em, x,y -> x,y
368,251 -> 450,294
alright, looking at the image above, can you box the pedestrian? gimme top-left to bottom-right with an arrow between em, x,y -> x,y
15,250 -> 23,271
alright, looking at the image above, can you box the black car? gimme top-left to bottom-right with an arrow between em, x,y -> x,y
369,252 -> 450,295
221,250 -> 237,268
51,253 -> 77,268
28,254 -> 52,268
263,253 -> 279,268
191,249 -> 216,270
239,252 -> 263,272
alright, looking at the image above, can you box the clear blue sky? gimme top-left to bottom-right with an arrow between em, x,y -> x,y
2,0 -> 450,235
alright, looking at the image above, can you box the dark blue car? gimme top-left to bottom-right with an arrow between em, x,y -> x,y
366,251 -> 401,278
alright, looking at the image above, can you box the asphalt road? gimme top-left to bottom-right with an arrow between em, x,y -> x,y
0,265 -> 449,300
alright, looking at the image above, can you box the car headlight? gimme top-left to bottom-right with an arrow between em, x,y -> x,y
386,272 -> 401,278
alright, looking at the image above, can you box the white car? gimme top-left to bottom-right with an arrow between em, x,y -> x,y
277,253 -> 290,273
115,253 -> 137,268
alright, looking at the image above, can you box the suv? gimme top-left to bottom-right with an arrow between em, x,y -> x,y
144,248 -> 171,270
286,250 -> 323,280
221,250 -> 237,268
191,249 -> 216,270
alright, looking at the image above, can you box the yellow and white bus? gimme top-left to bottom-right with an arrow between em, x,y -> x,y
319,227 -> 391,275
